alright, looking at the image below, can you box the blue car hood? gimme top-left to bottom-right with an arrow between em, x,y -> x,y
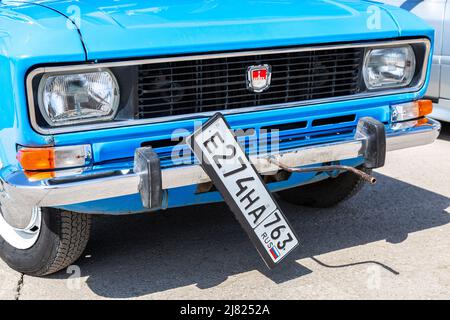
30,0 -> 398,60
15,0 -> 435,61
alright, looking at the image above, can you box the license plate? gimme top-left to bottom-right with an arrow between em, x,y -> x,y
186,113 -> 299,268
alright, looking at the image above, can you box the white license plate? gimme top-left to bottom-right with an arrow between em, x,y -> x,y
187,113 -> 299,268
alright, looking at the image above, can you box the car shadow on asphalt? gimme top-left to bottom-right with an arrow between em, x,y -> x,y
43,170 -> 450,298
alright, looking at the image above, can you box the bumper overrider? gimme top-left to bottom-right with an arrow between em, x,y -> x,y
0,117 -> 440,228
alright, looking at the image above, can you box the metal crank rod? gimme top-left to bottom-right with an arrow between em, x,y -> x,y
268,158 -> 377,185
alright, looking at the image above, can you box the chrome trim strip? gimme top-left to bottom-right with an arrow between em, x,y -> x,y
26,38 -> 431,135
160,139 -> 365,189
386,121 -> 441,151
1,117 -> 440,210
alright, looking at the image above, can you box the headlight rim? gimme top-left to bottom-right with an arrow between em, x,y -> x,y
36,67 -> 121,127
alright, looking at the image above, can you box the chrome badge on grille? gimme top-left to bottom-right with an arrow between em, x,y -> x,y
247,64 -> 272,93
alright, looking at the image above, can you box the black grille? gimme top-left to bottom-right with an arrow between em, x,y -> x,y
137,47 -> 364,119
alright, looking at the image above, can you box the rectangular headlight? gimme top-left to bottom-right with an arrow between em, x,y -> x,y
363,46 -> 416,90
38,69 -> 120,126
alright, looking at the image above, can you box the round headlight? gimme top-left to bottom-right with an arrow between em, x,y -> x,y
38,69 -> 120,126
363,46 -> 416,90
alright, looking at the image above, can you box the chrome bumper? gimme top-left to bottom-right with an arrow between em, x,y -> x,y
0,117 -> 441,223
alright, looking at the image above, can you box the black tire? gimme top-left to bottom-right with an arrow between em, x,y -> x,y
0,208 -> 91,276
277,166 -> 371,208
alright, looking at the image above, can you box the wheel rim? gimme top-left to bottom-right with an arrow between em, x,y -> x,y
0,207 -> 42,250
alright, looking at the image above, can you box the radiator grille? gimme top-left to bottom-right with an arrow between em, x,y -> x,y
137,47 -> 364,119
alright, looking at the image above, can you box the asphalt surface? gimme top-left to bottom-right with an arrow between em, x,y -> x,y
1,123 -> 449,300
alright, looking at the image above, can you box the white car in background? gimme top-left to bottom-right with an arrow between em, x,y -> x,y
381,0 -> 450,122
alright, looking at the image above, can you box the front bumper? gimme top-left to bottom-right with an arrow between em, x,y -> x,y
0,117 -> 440,226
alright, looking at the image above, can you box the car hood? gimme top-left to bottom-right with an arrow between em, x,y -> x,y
17,0 -> 434,61
0,1 -> 86,62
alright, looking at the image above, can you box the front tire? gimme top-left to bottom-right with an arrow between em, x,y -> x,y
0,208 -> 91,276
277,166 -> 371,208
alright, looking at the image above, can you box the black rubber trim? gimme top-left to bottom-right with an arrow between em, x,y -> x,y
359,117 -> 386,169
134,147 -> 163,209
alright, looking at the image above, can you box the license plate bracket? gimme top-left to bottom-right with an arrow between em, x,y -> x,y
186,113 -> 299,268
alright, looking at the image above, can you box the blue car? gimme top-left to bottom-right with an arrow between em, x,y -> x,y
0,0 -> 441,276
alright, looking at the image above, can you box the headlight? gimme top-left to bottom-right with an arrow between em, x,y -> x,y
38,69 -> 120,126
363,46 -> 416,90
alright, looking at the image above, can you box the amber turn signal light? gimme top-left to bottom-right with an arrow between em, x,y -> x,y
17,148 -> 55,171
391,99 -> 433,122
417,99 -> 433,117
17,145 -> 92,171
